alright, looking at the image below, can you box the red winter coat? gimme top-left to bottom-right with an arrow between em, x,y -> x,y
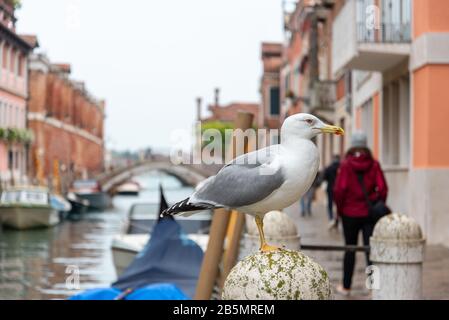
333,152 -> 388,218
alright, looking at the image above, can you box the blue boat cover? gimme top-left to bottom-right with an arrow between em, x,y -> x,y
70,216 -> 204,300
70,283 -> 188,300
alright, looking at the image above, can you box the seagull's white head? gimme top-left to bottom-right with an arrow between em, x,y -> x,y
281,113 -> 344,142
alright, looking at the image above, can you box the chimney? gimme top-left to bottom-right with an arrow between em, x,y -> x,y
196,97 -> 202,121
214,88 -> 220,107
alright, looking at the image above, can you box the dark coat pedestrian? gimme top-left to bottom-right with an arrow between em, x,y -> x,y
322,155 -> 340,221
333,132 -> 388,295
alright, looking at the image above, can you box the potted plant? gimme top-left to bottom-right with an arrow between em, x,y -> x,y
4,0 -> 21,10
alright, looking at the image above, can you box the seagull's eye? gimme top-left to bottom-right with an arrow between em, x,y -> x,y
305,119 -> 314,125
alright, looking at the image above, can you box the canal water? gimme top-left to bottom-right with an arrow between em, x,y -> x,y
0,171 -> 194,299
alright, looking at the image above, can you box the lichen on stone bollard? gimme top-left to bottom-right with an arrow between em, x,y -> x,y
222,249 -> 331,300
370,213 -> 425,264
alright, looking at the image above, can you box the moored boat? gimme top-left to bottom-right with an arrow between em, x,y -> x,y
116,180 -> 140,196
50,194 -> 72,221
73,185 -> 210,300
0,186 -> 59,230
66,192 -> 90,215
72,179 -> 111,211
111,185 -> 212,275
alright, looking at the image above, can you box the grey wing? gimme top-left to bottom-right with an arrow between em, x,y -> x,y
228,144 -> 280,167
189,145 -> 285,208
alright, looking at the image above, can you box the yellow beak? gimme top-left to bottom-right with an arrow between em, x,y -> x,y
320,124 -> 345,136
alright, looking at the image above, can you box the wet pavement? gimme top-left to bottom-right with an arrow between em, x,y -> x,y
284,196 -> 449,300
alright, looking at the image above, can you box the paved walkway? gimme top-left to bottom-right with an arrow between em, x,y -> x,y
284,197 -> 449,300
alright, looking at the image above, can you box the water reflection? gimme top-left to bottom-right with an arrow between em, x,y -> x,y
0,170 -> 194,299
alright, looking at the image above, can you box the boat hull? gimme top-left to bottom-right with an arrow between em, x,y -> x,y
76,192 -> 111,211
112,245 -> 138,276
0,206 -> 59,230
116,191 -> 139,196
67,199 -> 89,215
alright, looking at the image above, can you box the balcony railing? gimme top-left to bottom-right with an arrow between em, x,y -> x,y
357,22 -> 411,43
309,80 -> 336,111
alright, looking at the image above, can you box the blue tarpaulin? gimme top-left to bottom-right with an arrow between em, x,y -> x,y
70,283 -> 188,300
70,216 -> 204,300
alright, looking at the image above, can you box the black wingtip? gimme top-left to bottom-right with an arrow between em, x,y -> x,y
162,197 -> 214,217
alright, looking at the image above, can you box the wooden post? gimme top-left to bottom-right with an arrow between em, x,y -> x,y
194,111 -> 254,300
220,111 -> 254,288
194,208 -> 231,300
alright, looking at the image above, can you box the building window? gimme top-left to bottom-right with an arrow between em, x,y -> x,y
269,87 -> 280,116
17,54 -> 23,77
382,75 -> 410,166
15,150 -> 19,170
8,149 -> 13,170
2,44 -> 8,69
9,48 -> 15,72
8,103 -> 12,127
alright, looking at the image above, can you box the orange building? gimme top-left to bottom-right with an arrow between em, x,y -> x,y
261,0 -> 449,245
28,53 -> 105,191
330,0 -> 449,245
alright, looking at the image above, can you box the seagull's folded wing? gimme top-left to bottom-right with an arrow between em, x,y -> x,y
189,145 -> 285,208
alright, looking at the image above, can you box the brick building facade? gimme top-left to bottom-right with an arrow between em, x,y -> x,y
199,89 -> 259,126
28,53 -> 105,190
204,102 -> 259,125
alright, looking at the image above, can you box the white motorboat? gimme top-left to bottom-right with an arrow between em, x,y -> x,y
111,202 -> 211,275
111,233 -> 209,276
0,186 -> 59,230
116,181 -> 141,196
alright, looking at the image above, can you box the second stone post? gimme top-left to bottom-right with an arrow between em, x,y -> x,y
370,213 -> 426,300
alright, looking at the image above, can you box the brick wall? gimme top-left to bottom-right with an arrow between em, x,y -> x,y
28,62 -> 105,186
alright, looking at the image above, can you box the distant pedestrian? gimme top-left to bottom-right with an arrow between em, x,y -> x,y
300,173 -> 320,217
333,132 -> 388,296
321,155 -> 340,229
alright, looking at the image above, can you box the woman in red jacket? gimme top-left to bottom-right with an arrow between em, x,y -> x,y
333,132 -> 388,296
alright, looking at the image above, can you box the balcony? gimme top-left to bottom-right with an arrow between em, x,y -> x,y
308,80 -> 336,116
332,0 -> 411,74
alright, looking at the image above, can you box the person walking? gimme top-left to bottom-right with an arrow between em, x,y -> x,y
333,132 -> 388,296
322,155 -> 340,229
300,172 -> 320,217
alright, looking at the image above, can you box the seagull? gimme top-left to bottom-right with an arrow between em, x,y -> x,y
161,113 -> 344,252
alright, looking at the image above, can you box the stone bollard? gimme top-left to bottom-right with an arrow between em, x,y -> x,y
239,211 -> 300,261
222,249 -> 331,300
370,213 -> 426,300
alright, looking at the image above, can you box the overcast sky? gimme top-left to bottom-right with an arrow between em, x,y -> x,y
17,0 -> 283,152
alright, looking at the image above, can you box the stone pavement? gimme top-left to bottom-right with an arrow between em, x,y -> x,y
283,198 -> 449,300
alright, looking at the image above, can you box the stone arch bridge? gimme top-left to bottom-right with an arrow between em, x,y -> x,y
97,159 -> 219,194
